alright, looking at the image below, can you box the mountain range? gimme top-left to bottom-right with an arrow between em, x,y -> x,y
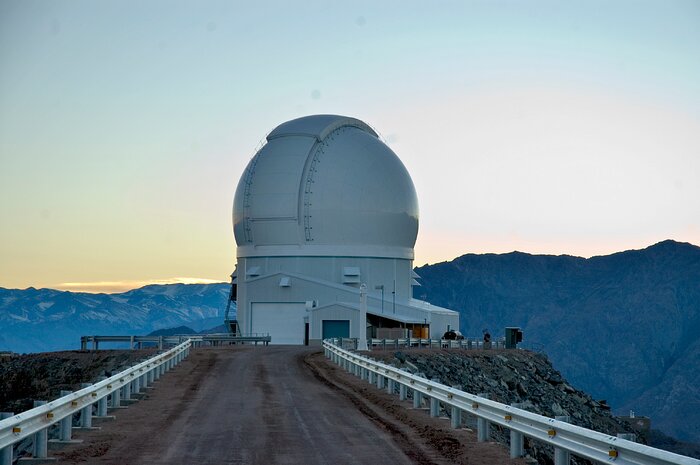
0,283 -> 232,354
414,239 -> 700,443
1,240 -> 698,443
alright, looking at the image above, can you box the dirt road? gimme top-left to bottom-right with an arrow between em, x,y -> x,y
53,346 -> 522,465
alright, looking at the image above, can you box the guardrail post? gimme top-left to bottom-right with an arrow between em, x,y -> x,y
430,396 -> 440,417
132,372 -> 140,395
510,403 -> 524,458
97,381 -> 109,417
554,416 -> 571,465
376,374 -> 385,390
413,390 -> 422,408
32,400 -> 49,458
399,383 -> 407,401
0,412 -> 13,465
122,382 -> 131,402
80,383 -> 94,427
111,383 -> 121,408
59,390 -> 74,440
386,378 -> 395,395
451,406 -> 462,428
140,370 -> 148,389
477,393 -> 491,442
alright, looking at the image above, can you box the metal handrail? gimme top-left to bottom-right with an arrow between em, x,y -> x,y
323,340 -> 699,465
0,339 -> 191,451
334,337 -> 507,350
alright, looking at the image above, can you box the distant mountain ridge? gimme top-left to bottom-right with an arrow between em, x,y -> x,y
0,283 -> 232,354
414,239 -> 700,443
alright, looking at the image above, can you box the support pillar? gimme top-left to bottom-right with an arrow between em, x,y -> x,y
132,374 -> 140,395
376,374 -> 385,390
477,393 -> 491,442
554,416 -> 571,465
430,397 -> 440,417
32,401 -> 48,458
451,406 -> 462,428
510,403 -> 524,458
357,284 -> 368,351
122,383 -> 131,402
111,385 -> 121,408
510,429 -> 524,458
0,412 -> 13,465
80,383 -> 93,427
387,379 -> 395,395
413,390 -> 422,408
60,391 -> 73,440
399,384 -> 407,401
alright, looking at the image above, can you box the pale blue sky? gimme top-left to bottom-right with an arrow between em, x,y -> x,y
1,0 -> 699,291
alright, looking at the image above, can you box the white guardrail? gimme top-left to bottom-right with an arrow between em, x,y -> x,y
0,339 -> 191,463
323,340 -> 700,465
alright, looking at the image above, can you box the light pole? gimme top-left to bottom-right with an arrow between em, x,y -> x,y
358,283 -> 368,351
375,284 -> 384,314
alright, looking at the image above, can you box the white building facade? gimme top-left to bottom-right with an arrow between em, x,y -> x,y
233,115 -> 459,344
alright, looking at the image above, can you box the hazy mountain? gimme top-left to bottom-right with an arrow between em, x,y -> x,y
414,240 -> 700,443
0,283 -> 232,353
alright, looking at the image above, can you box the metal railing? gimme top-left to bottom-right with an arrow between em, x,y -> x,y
0,339 -> 191,463
324,340 -> 699,465
80,333 -> 270,350
334,337 -> 506,350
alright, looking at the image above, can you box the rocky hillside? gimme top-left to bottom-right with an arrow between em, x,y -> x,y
0,349 -> 156,415
414,240 -> 700,443
0,283 -> 232,353
370,348 -> 700,461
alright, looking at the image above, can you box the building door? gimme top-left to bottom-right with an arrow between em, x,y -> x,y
322,320 -> 350,339
250,302 -> 306,345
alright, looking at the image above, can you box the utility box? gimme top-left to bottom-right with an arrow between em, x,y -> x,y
505,327 -> 523,349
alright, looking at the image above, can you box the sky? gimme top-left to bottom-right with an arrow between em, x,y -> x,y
1,0 -> 699,293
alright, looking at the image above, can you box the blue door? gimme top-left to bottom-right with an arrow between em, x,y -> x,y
322,320 -> 350,339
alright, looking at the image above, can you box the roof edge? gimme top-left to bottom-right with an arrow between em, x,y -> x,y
266,114 -> 378,142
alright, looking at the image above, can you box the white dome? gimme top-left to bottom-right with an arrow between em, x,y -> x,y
233,115 -> 419,259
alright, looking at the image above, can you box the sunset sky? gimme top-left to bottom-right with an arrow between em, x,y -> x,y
1,0 -> 699,293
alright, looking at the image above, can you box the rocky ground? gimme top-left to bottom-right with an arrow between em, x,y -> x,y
0,349 -> 156,414
365,347 -> 654,464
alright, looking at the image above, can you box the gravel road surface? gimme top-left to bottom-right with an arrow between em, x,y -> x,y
52,346 -> 522,465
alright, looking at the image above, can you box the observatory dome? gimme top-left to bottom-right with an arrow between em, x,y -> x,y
233,115 -> 419,260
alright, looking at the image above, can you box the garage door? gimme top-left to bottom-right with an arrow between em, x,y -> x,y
251,302 -> 306,345
322,320 -> 350,339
